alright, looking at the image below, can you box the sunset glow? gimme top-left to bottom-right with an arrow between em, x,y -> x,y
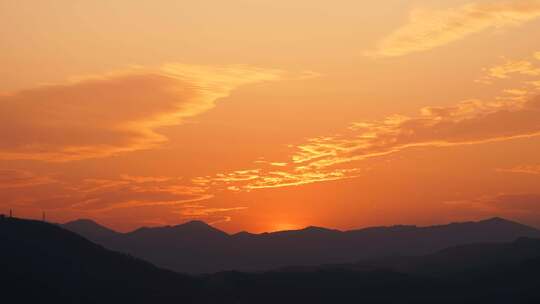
2,0 -> 540,233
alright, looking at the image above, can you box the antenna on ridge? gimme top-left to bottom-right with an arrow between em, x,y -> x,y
9,209 -> 12,218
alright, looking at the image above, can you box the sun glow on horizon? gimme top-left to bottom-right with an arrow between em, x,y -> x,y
268,222 -> 304,232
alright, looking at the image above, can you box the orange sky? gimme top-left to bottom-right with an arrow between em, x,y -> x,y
2,0 -> 540,233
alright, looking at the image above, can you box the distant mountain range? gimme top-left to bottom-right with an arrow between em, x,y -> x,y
4,216 -> 540,303
62,217 -> 540,273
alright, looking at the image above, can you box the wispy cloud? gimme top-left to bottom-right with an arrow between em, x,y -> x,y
0,171 -> 251,227
0,170 -> 55,189
189,50 -> 540,192
20,174 -> 211,212
0,171 -> 212,213
486,60 -> 540,79
199,91 -> 540,191
446,193 -> 540,217
199,167 -> 363,191
0,64 -> 283,162
370,0 -> 540,57
290,97 -> 540,170
175,204 -> 248,224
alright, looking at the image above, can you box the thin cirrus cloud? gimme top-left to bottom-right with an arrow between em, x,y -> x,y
290,96 -> 540,171
0,169 -> 55,189
446,193 -> 540,215
195,167 -> 364,192
201,94 -> 540,191
0,64 -> 283,162
370,0 -> 540,57
0,172 -> 250,226
175,205 -> 248,225
8,174 -> 212,212
497,164 -> 540,174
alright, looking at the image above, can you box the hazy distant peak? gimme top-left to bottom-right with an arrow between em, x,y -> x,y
176,220 -> 229,237
178,220 -> 213,228
62,218 -> 118,242
125,220 -> 229,242
480,217 -> 515,224
131,220 -> 214,231
301,226 -> 339,233
63,218 -> 115,231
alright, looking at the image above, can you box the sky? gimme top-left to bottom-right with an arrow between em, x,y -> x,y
2,0 -> 540,233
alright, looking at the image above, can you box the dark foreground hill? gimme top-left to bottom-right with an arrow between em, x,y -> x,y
4,217 -> 540,303
63,217 -> 540,273
0,217 -> 199,303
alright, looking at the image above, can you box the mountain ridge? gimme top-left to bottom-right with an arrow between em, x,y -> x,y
64,216 -> 534,236
5,217 -> 540,303
62,217 -> 540,273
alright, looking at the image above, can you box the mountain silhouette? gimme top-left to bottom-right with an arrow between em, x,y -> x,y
63,217 -> 540,273
5,216 -> 540,303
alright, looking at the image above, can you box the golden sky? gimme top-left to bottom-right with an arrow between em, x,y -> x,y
2,0 -> 540,232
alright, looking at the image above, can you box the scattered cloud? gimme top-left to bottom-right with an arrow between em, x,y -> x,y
371,0 -> 540,57
487,60 -> 540,79
477,52 -> 540,84
0,64 -> 283,162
